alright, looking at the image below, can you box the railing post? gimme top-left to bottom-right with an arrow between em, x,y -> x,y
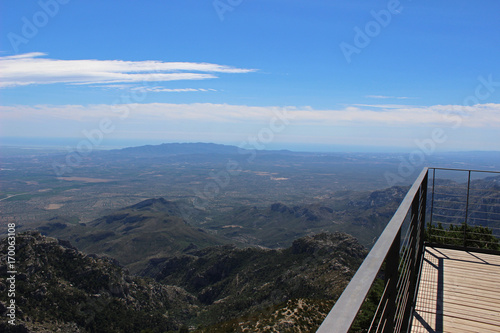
415,171 -> 428,272
419,171 -> 428,256
464,170 -> 471,248
383,229 -> 400,333
429,168 -> 435,227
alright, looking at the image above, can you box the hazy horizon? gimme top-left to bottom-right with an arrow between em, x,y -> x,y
1,2 -> 499,152
2,136 -> 500,155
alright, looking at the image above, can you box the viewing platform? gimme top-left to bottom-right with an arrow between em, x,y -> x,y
412,247 -> 500,333
317,167 -> 500,333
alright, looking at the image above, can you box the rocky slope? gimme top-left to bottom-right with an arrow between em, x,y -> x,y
0,232 -> 366,332
0,232 -> 199,333
142,232 -> 367,330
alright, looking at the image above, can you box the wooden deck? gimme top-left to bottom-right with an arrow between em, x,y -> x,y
411,247 -> 500,333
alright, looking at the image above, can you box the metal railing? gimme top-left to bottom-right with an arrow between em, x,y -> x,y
317,167 -> 500,333
317,168 -> 428,333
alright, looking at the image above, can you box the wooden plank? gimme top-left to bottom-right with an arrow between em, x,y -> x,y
440,314 -> 500,332
416,283 -> 500,303
416,291 -> 500,310
436,249 -> 500,265
442,277 -> 500,293
417,274 -> 500,298
411,312 -> 489,333
441,259 -> 500,271
437,256 -> 500,268
413,305 -> 500,332
441,268 -> 500,279
444,277 -> 500,296
441,302 -> 500,325
441,253 -> 500,265
428,248 -> 500,265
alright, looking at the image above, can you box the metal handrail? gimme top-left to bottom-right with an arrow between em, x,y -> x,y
317,168 -> 429,333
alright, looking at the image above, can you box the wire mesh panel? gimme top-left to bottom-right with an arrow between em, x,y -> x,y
428,168 -> 500,250
468,172 -> 500,239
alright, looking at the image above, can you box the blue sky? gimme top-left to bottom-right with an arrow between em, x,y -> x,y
0,0 -> 499,152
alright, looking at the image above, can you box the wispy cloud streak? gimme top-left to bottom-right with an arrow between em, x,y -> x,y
0,53 -> 256,88
366,95 -> 412,100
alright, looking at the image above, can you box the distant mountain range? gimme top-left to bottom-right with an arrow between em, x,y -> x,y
113,142 -> 244,156
103,142 -> 293,158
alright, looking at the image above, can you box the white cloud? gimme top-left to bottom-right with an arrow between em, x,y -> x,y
130,87 -> 218,93
1,103 -> 499,150
0,52 -> 256,88
353,103 -> 417,109
2,102 -> 500,128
